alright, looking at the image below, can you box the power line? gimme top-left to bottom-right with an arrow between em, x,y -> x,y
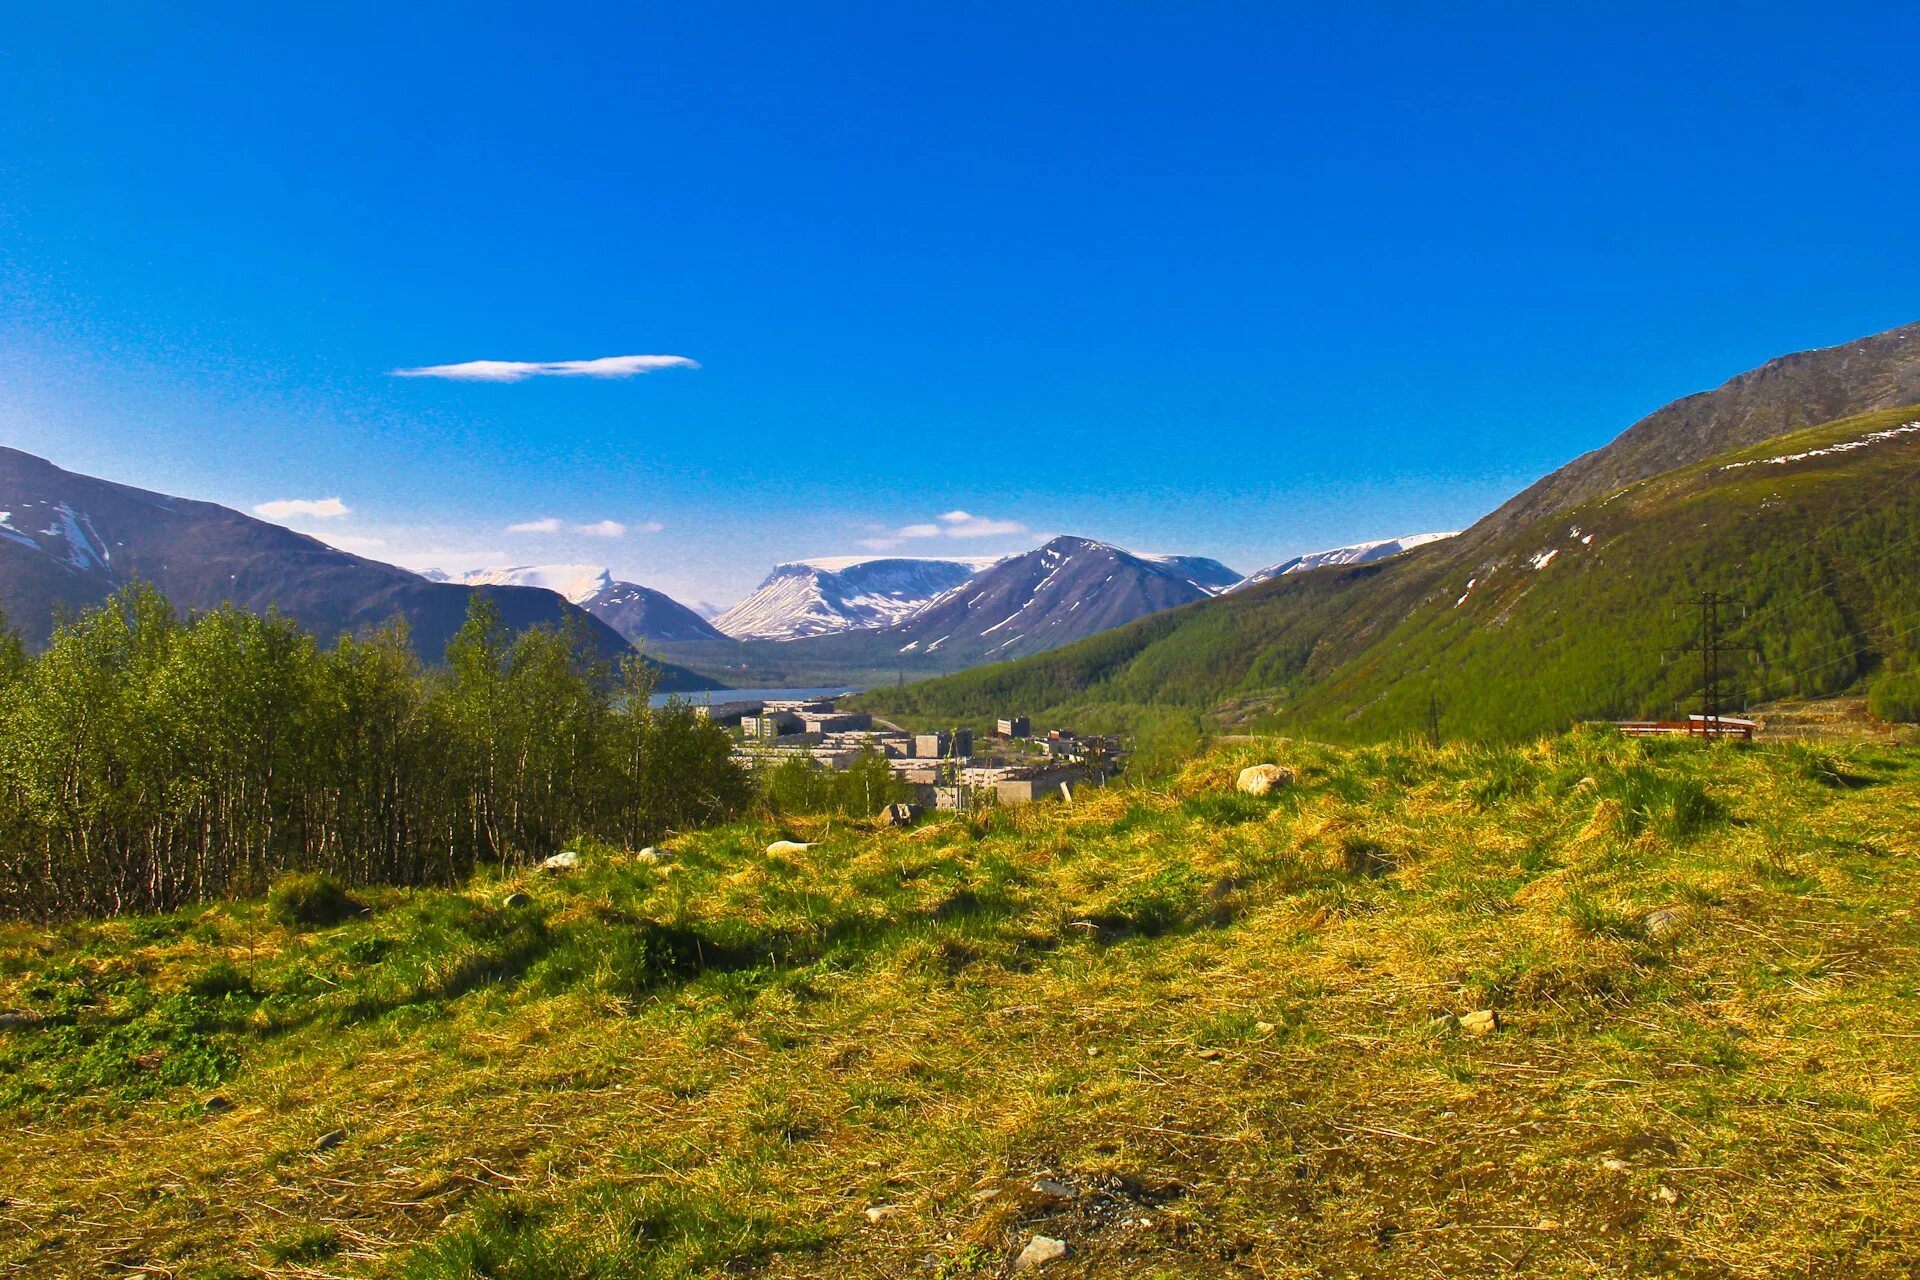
1664,591 -> 1758,728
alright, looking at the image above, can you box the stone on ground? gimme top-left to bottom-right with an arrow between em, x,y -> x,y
1236,764 -> 1295,796
1015,1236 -> 1068,1270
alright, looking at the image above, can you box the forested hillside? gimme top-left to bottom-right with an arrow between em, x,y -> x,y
866,405 -> 1920,739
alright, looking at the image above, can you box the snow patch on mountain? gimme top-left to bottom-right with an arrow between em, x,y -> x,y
1717,419 -> 1920,470
434,564 -> 614,605
1231,532 -> 1457,591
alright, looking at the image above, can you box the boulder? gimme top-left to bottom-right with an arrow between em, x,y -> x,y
1459,1009 -> 1500,1036
502,892 -> 532,908
315,1128 -> 347,1152
1643,907 -> 1689,942
539,850 -> 579,872
1015,1236 -> 1068,1270
864,1203 -> 900,1224
636,846 -> 673,864
1029,1178 -> 1077,1204
1236,764 -> 1295,796
766,840 -> 815,855
0,1011 -> 38,1032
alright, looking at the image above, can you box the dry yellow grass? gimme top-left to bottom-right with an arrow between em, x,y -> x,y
2,731 -> 1918,1277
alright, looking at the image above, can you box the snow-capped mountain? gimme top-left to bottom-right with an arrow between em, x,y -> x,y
420,563 -> 725,644
1231,533 -> 1456,590
0,448 -> 719,687
713,555 -> 1003,640
441,563 -> 613,604
877,536 -> 1211,662
1137,553 -> 1242,595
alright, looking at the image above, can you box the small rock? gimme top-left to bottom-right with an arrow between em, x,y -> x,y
864,1203 -> 900,1224
1600,1157 -> 1630,1173
1085,1046 -> 1101,1058
1195,1046 -> 1224,1060
202,1095 -> 231,1113
1458,1009 -> 1500,1036
1654,1184 -> 1679,1205
1030,1178 -> 1077,1204
1015,1235 -> 1068,1270
765,840 -> 815,855
971,1187 -> 1001,1203
636,846 -> 673,864
1236,764 -> 1295,796
502,892 -> 532,908
1255,1021 -> 1277,1036
1643,908 -> 1689,942
315,1128 -> 347,1152
539,850 -> 579,872
0,1011 -> 38,1031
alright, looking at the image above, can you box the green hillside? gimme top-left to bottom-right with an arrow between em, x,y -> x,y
5,733 -> 1919,1276
864,405 -> 1920,740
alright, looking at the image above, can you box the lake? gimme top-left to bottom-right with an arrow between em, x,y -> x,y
647,686 -> 862,708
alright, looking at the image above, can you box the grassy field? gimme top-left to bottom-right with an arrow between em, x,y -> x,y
4,730 -> 1919,1277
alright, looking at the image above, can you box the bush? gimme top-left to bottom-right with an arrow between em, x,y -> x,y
1868,670 -> 1920,724
266,873 -> 364,929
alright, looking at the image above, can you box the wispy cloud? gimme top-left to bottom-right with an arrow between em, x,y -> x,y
255,497 -> 350,520
895,510 -> 1027,541
859,537 -> 903,551
392,355 -> 699,382
323,534 -> 387,552
509,515 -> 662,538
508,517 -> 564,534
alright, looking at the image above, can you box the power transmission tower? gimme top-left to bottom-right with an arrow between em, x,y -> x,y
1665,591 -> 1755,736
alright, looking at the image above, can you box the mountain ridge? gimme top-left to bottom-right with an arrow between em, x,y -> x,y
864,321 -> 1920,738
0,449 -> 711,688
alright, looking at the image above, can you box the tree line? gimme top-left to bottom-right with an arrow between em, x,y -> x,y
0,585 -> 751,920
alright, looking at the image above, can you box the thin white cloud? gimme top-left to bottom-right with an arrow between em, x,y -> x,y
255,497 -> 350,520
891,510 -> 1027,541
391,354 -> 699,382
859,537 -> 903,551
323,534 -> 387,552
944,515 -> 1026,538
509,515 -> 659,537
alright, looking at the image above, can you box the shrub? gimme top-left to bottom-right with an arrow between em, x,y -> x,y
266,873 -> 364,929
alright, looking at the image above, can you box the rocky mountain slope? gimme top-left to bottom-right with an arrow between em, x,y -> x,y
1471,319 -> 1920,545
712,555 -> 1001,640
868,321 -> 1920,738
0,449 -> 709,686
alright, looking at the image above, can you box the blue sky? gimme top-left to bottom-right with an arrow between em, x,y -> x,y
3,3 -> 1917,607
